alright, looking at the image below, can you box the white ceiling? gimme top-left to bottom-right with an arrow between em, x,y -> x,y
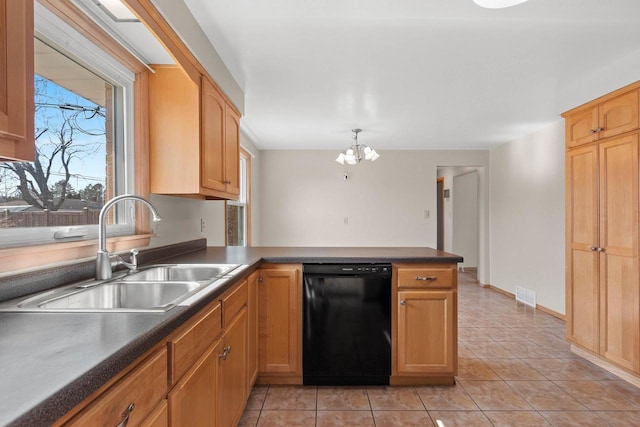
183,0 -> 640,151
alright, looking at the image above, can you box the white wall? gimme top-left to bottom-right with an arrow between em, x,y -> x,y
489,120 -> 565,314
452,171 -> 479,269
257,150 -> 491,282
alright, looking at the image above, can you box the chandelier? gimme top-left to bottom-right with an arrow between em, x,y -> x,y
335,129 -> 380,165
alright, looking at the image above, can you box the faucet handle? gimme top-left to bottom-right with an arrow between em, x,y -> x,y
129,249 -> 139,271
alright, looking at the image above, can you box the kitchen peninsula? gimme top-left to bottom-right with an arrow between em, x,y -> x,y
0,241 -> 461,426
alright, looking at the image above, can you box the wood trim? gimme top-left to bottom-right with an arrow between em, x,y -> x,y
122,0 -> 241,115
571,344 -> 640,388
134,70 -> 151,234
37,0 -> 146,73
0,234 -> 152,275
481,284 -> 566,321
562,81 -> 640,117
537,304 -> 566,321
254,375 -> 302,385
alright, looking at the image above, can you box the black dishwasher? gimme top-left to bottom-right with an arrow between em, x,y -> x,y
303,264 -> 391,385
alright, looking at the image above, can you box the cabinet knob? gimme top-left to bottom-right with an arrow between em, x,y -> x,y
258,277 -> 263,283
590,246 -> 597,251
590,129 -> 597,134
597,247 -> 605,253
400,300 -> 406,305
219,350 -> 228,360
116,403 -> 135,427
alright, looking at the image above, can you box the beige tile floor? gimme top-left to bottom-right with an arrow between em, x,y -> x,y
239,273 -> 640,426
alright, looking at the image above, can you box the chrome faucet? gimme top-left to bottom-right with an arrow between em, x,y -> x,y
96,195 -> 161,280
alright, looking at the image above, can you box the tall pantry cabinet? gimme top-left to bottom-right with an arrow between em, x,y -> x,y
563,83 -> 640,376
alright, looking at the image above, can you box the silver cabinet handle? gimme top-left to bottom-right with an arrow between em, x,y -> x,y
597,247 -> 605,253
116,403 -> 135,427
590,246 -> 597,251
596,127 -> 603,132
400,300 -> 406,305
225,345 -> 232,354
590,129 -> 597,134
219,349 -> 228,360
415,276 -> 437,281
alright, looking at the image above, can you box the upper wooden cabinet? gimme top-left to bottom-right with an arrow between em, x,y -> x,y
0,0 -> 34,162
564,89 -> 639,148
148,66 -> 240,200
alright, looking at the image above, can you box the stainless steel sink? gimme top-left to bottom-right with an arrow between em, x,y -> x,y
18,281 -> 202,312
121,264 -> 241,282
0,263 -> 248,313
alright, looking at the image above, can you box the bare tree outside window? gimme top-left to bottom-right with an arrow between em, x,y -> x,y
0,73 -> 110,229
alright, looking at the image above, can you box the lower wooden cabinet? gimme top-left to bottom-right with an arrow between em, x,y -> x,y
168,341 -> 220,426
257,264 -> 302,381
392,263 -> 458,384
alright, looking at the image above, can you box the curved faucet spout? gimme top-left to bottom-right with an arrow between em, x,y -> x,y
96,195 -> 161,280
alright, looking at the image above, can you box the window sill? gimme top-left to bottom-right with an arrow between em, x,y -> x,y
0,234 -> 153,275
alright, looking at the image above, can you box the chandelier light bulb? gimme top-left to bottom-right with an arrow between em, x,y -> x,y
335,129 -> 380,165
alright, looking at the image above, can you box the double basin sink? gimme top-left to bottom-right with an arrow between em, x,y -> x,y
0,264 -> 246,313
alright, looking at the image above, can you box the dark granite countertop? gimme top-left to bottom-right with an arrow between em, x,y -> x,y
0,243 -> 461,426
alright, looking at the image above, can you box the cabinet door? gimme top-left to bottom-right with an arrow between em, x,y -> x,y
565,108 -> 598,148
224,104 -> 240,196
598,134 -> 640,372
258,266 -> 302,376
201,76 -> 226,192
598,91 -> 639,140
168,340 -> 221,427
396,291 -> 456,375
565,145 -> 600,352
0,0 -> 34,161
247,271 -> 259,392
218,308 -> 248,427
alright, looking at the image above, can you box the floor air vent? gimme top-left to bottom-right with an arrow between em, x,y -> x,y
515,286 -> 536,307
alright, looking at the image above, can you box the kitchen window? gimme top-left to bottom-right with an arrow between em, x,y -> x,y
226,149 -> 250,246
0,1 -> 149,272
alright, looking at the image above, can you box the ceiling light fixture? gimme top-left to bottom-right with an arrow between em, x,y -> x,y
473,0 -> 528,9
335,129 -> 380,165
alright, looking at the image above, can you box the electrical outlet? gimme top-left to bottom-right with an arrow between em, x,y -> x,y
200,218 -> 205,232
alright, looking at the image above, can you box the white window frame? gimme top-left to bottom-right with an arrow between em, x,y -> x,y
0,3 -> 136,249
226,152 -> 248,246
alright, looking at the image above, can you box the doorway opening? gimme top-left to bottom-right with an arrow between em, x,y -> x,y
436,167 -> 481,281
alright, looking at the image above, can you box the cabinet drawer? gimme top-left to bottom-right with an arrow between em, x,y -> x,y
66,348 -> 167,427
397,267 -> 454,289
222,279 -> 248,327
168,301 -> 222,385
